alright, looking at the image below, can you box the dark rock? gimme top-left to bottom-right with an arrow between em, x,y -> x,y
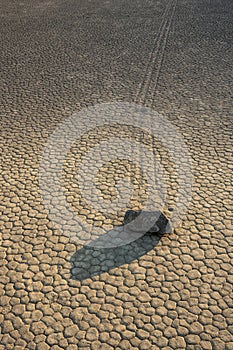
123,210 -> 171,235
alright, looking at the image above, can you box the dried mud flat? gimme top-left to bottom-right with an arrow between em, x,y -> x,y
0,0 -> 232,349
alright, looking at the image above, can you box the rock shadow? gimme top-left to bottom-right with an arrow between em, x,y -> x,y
70,230 -> 167,281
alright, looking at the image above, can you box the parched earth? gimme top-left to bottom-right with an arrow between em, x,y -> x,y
0,0 -> 232,349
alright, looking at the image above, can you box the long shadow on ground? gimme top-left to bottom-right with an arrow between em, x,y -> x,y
70,232 -> 165,281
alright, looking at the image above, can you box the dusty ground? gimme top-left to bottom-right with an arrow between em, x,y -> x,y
0,0 -> 232,349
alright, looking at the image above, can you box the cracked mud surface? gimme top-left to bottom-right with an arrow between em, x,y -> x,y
0,0 -> 232,349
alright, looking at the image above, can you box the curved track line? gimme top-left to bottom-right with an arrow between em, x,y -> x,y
135,0 -> 177,105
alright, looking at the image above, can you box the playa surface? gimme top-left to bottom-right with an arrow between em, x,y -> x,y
0,0 -> 232,349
